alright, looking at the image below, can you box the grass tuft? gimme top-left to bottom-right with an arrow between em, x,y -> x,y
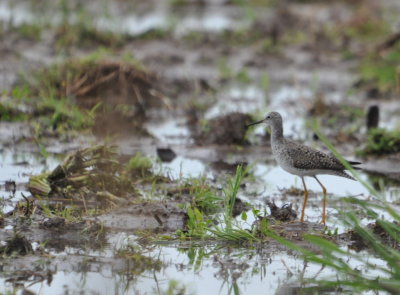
359,128 -> 400,155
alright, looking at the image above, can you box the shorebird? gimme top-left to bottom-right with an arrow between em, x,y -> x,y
247,111 -> 360,224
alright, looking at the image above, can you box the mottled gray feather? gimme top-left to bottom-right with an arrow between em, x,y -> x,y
285,140 -> 345,171
281,139 -> 356,180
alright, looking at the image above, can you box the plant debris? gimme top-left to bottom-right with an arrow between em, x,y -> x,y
1,233 -> 33,255
266,201 -> 298,222
28,145 -> 137,208
23,59 -> 170,136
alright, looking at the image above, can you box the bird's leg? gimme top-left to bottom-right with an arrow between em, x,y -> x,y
314,176 -> 327,225
300,177 -> 308,222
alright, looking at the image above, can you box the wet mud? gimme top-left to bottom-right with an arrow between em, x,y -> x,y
191,112 -> 253,145
1,0 -> 400,294
97,201 -> 187,232
346,221 -> 400,251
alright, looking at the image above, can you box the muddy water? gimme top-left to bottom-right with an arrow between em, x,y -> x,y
1,0 -> 400,294
0,137 -> 396,295
0,150 -> 60,213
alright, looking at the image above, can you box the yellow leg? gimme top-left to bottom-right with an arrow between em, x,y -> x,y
300,177 -> 308,222
314,176 -> 327,225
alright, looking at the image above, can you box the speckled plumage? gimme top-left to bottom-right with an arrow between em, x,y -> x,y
247,111 -> 361,224
272,137 -> 356,180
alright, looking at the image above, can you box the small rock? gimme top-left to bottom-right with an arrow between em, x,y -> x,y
41,217 -> 65,228
156,148 -> 176,162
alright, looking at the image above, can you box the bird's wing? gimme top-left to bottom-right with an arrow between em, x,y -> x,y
284,140 -> 345,171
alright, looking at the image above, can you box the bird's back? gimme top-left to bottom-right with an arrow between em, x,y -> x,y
272,138 -> 356,179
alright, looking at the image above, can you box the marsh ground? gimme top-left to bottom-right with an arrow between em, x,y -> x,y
0,0 -> 400,294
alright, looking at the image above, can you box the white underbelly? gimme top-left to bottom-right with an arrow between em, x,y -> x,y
278,159 -> 331,177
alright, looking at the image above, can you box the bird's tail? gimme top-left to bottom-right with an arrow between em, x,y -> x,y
336,160 -> 362,180
335,170 -> 357,181
348,161 -> 362,170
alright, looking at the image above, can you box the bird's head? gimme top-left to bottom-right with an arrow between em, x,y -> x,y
246,111 -> 282,128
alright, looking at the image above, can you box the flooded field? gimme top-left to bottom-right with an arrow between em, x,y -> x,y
1,0 -> 400,294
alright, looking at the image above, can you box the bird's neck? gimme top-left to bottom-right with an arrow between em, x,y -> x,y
271,123 -> 284,142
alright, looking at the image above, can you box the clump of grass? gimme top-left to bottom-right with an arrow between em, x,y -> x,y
175,165 -> 270,243
126,153 -> 153,178
208,165 -> 267,244
359,128 -> 400,155
10,50 -> 162,139
0,232 -> 33,256
0,101 -> 28,121
8,83 -> 96,138
178,205 -> 212,239
360,49 -> 400,93
173,177 -> 222,214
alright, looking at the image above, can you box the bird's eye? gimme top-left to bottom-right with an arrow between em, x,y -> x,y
266,116 -> 270,119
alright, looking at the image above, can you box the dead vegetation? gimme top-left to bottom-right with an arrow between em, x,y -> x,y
1,233 -> 33,256
36,60 -> 167,110
266,201 -> 298,222
25,59 -> 170,136
28,145 -> 137,209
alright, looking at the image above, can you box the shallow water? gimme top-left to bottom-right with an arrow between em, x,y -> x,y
2,233 -> 389,295
1,0 -> 400,294
0,0 -> 249,36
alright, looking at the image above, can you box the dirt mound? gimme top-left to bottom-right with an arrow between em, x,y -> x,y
34,60 -> 169,136
66,61 -> 165,109
192,112 -> 253,145
347,221 -> 400,251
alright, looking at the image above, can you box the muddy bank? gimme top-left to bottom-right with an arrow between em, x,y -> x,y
97,201 -> 186,232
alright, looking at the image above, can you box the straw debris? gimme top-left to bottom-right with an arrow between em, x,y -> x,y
28,145 -> 137,208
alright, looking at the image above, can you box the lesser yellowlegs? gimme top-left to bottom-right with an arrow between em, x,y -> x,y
247,111 -> 361,224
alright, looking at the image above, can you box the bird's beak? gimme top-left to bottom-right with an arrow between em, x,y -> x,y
246,119 -> 264,128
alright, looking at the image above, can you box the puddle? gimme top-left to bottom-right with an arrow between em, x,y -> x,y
252,163 -> 400,232
2,237 -> 390,295
0,1 -> 249,37
254,163 -> 370,197
0,150 -> 59,183
146,118 -> 191,145
0,150 -> 60,213
161,156 -> 209,180
205,84 -> 266,120
0,2 -> 35,27
1,0 -> 399,294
